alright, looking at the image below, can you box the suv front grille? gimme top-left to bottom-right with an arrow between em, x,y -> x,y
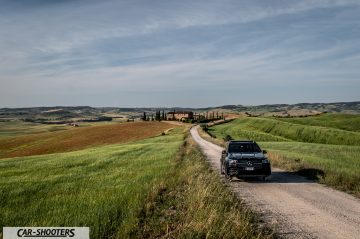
236,159 -> 263,169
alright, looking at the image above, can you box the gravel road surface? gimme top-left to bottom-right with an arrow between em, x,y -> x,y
190,126 -> 360,239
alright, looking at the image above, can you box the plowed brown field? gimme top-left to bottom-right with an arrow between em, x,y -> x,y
0,122 -> 175,159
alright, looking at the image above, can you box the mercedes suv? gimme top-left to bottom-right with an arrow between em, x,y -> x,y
220,140 -> 271,181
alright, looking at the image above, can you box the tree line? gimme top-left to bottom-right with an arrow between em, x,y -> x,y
142,111 -> 166,121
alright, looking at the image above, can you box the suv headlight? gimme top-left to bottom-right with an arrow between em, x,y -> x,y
229,160 -> 237,165
262,159 -> 269,163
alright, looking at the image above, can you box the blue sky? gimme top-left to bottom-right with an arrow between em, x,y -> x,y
0,0 -> 359,107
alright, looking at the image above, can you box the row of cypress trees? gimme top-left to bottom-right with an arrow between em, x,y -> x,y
142,111 -> 166,121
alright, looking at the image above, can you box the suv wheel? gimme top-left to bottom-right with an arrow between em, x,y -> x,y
221,163 -> 225,175
225,168 -> 231,181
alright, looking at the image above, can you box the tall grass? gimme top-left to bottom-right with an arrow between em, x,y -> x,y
209,115 -> 360,197
134,136 -> 272,239
0,127 -> 272,238
0,130 -> 184,238
259,142 -> 360,197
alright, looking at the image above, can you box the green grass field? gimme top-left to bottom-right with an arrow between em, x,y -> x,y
134,136 -> 272,238
209,114 -> 360,197
0,129 -> 184,238
278,113 -> 360,132
0,126 -> 272,238
210,116 -> 360,146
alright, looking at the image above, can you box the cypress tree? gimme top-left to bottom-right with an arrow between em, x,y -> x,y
142,112 -> 147,121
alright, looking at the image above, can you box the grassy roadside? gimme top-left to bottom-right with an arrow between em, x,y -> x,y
198,125 -> 225,147
261,143 -> 360,197
0,126 -> 272,238
133,135 -> 273,239
207,116 -> 360,198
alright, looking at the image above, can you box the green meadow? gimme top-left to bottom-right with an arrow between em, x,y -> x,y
0,127 -> 271,238
0,130 -> 184,238
209,114 -> 360,197
278,113 -> 360,132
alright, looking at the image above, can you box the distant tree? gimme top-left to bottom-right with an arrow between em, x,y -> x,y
151,115 -> 154,121
142,112 -> 147,121
155,110 -> 161,121
98,116 -> 112,121
201,124 -> 208,131
162,111 -> 165,120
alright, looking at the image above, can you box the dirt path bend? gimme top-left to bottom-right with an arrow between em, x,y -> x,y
190,126 -> 360,239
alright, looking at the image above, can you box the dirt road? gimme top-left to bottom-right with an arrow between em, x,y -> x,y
190,126 -> 360,239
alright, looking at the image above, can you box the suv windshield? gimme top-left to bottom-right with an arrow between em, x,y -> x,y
228,143 -> 261,153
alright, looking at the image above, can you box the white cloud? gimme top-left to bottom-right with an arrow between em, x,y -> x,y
1,0 -> 359,55
0,0 -> 359,107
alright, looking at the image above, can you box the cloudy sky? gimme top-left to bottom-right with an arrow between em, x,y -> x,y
1,0 -> 359,107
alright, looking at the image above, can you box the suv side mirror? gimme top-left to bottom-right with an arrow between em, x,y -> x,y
262,150 -> 267,154
222,150 -> 226,154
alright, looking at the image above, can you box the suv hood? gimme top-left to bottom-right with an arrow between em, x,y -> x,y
229,152 -> 265,159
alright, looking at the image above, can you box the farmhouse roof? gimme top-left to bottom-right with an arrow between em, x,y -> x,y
167,111 -> 193,114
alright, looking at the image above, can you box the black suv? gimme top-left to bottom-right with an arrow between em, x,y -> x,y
220,140 -> 271,181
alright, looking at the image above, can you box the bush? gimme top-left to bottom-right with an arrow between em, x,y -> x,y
200,124 -> 208,132
223,135 -> 233,141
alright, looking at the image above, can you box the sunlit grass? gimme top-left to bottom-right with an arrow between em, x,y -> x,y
260,142 -> 360,196
0,127 -> 273,238
134,136 -> 272,239
0,122 -> 173,159
0,130 -> 184,238
210,114 -> 360,197
278,113 -> 360,132
210,117 -> 360,145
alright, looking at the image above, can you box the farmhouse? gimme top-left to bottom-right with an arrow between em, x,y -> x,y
166,111 -> 194,121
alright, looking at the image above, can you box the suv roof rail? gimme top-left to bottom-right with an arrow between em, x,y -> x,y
228,140 -> 255,143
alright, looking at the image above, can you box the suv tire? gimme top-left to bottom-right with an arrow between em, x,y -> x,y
221,163 -> 225,175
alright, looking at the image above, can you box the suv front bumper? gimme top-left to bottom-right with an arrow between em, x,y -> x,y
227,164 -> 271,177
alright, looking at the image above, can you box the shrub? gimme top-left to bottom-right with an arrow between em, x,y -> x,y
223,135 -> 233,141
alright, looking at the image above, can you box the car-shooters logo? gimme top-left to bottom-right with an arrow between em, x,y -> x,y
3,227 -> 89,239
